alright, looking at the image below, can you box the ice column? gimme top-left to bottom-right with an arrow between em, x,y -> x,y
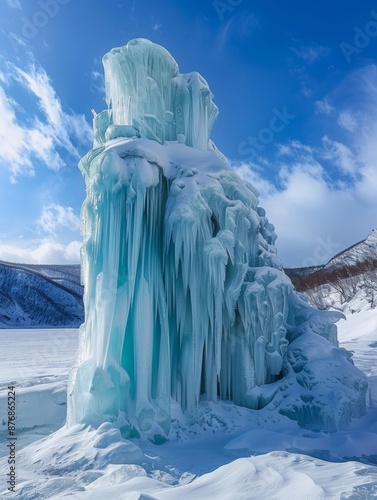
67,39 -> 366,438
96,38 -> 219,150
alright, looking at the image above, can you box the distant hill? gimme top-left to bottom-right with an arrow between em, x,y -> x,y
0,261 -> 84,328
285,229 -> 377,310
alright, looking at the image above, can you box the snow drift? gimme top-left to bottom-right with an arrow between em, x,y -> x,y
67,39 -> 367,438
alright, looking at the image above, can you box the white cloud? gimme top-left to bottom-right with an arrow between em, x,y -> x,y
314,98 -> 334,116
338,111 -> 358,132
322,136 -> 359,176
12,63 -> 92,154
277,140 -> 316,158
36,204 -> 80,236
233,64 -> 377,267
233,131 -> 377,268
0,60 -> 92,181
232,162 -> 277,197
6,0 -> 21,9
0,239 -> 81,264
0,85 -> 34,180
0,82 -> 66,180
235,162 -> 377,268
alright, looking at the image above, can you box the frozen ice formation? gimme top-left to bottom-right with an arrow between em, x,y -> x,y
67,39 -> 367,438
93,38 -> 218,151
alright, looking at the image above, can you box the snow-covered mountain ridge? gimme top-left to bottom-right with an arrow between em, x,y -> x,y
326,228 -> 377,268
286,229 -> 377,278
286,229 -> 377,310
0,260 -> 83,328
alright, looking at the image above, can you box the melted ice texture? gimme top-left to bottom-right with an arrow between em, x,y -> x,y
68,39 -> 367,438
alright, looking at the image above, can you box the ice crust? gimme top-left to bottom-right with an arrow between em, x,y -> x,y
67,39 -> 367,437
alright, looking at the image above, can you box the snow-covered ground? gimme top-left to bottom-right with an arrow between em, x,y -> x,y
1,305 -> 377,499
337,298 -> 377,412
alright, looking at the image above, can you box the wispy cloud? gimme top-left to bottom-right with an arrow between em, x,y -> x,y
314,98 -> 334,116
337,110 -> 358,132
0,59 -> 92,182
150,15 -> 162,31
12,63 -> 92,153
277,140 -> 316,158
91,69 -> 105,99
291,43 -> 330,64
0,85 -> 34,180
6,0 -> 21,9
322,136 -> 359,176
217,13 -> 260,51
36,204 -> 80,236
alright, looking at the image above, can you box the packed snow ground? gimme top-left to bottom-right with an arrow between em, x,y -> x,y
1,304 -> 377,499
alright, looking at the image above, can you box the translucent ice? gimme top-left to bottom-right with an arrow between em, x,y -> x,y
67,39 -> 367,437
93,38 -> 219,151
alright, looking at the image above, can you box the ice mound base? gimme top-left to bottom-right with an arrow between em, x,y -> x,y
68,39 -> 367,439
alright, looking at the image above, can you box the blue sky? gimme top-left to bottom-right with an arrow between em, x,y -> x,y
0,0 -> 377,267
